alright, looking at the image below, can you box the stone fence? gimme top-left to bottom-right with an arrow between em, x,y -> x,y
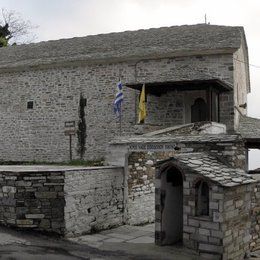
0,165 -> 124,237
64,167 -> 124,237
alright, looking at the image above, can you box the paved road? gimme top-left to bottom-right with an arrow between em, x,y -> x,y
0,226 -> 134,260
0,224 -> 200,260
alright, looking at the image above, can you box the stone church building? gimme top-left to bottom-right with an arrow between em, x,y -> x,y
0,23 -> 251,162
0,24 -> 260,259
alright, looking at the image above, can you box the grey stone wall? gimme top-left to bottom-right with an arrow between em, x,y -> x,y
219,92 -> 235,131
154,164 -> 253,260
222,185 -> 253,259
233,44 -> 249,129
127,151 -> 176,225
135,54 -> 235,131
0,64 -> 136,162
0,53 -> 236,162
64,166 -> 124,237
182,175 -> 223,259
114,136 -> 246,168
183,178 -> 252,259
0,170 -> 65,235
146,90 -> 210,127
0,166 -> 124,237
146,92 -> 184,126
193,138 -> 247,170
117,136 -> 246,225
134,54 -> 233,84
153,163 -> 226,257
250,181 -> 260,252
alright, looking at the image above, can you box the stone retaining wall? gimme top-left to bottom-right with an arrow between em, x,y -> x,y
0,170 -> 65,234
0,166 -> 124,237
64,167 -> 124,237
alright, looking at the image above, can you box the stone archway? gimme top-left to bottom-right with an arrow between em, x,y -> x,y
155,162 -> 184,246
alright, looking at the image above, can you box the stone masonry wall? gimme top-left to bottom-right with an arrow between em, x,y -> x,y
233,44 -> 249,129
146,92 -> 184,127
0,64 -> 136,162
154,163 -> 253,260
124,137 -> 246,225
182,174 -> 224,259
64,166 -> 124,237
222,185 -> 253,259
0,166 -> 124,237
191,139 -> 246,170
0,170 -> 65,235
153,165 -> 225,259
183,177 -> 253,260
127,151 -> 177,225
146,88 -> 233,130
135,54 -> 235,131
0,53 -> 235,162
250,180 -> 260,252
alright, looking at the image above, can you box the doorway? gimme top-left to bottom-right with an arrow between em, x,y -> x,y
191,97 -> 208,122
160,166 -> 183,245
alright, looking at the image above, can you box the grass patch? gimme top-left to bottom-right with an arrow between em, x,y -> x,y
0,159 -> 104,167
67,159 -> 104,166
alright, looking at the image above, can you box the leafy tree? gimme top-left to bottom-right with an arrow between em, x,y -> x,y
0,8 -> 36,47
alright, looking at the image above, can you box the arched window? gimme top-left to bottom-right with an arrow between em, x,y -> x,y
191,98 -> 208,123
195,181 -> 209,216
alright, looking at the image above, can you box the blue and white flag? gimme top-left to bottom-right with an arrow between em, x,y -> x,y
114,81 -> 123,117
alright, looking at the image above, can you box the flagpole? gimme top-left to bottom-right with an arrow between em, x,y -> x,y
114,78 -> 123,136
119,105 -> 122,136
119,77 -> 122,136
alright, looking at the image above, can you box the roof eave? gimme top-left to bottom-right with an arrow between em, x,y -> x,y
0,47 -> 239,73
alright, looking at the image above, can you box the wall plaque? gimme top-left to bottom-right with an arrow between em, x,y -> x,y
129,143 -> 177,151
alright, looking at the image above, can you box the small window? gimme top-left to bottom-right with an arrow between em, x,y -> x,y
27,101 -> 34,109
80,98 -> 87,107
195,181 -> 209,216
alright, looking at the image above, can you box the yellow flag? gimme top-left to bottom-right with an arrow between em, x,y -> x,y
138,84 -> 147,123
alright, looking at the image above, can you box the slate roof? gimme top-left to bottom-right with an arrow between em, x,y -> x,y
237,115 -> 260,140
0,24 -> 245,69
111,134 -> 241,145
144,122 -> 226,137
161,152 -> 256,187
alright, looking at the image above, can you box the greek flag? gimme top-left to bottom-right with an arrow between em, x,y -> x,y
114,81 -> 123,117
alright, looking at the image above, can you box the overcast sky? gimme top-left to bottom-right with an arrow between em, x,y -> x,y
0,0 -> 259,168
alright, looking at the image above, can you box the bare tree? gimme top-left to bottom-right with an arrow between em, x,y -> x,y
0,8 -> 37,46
